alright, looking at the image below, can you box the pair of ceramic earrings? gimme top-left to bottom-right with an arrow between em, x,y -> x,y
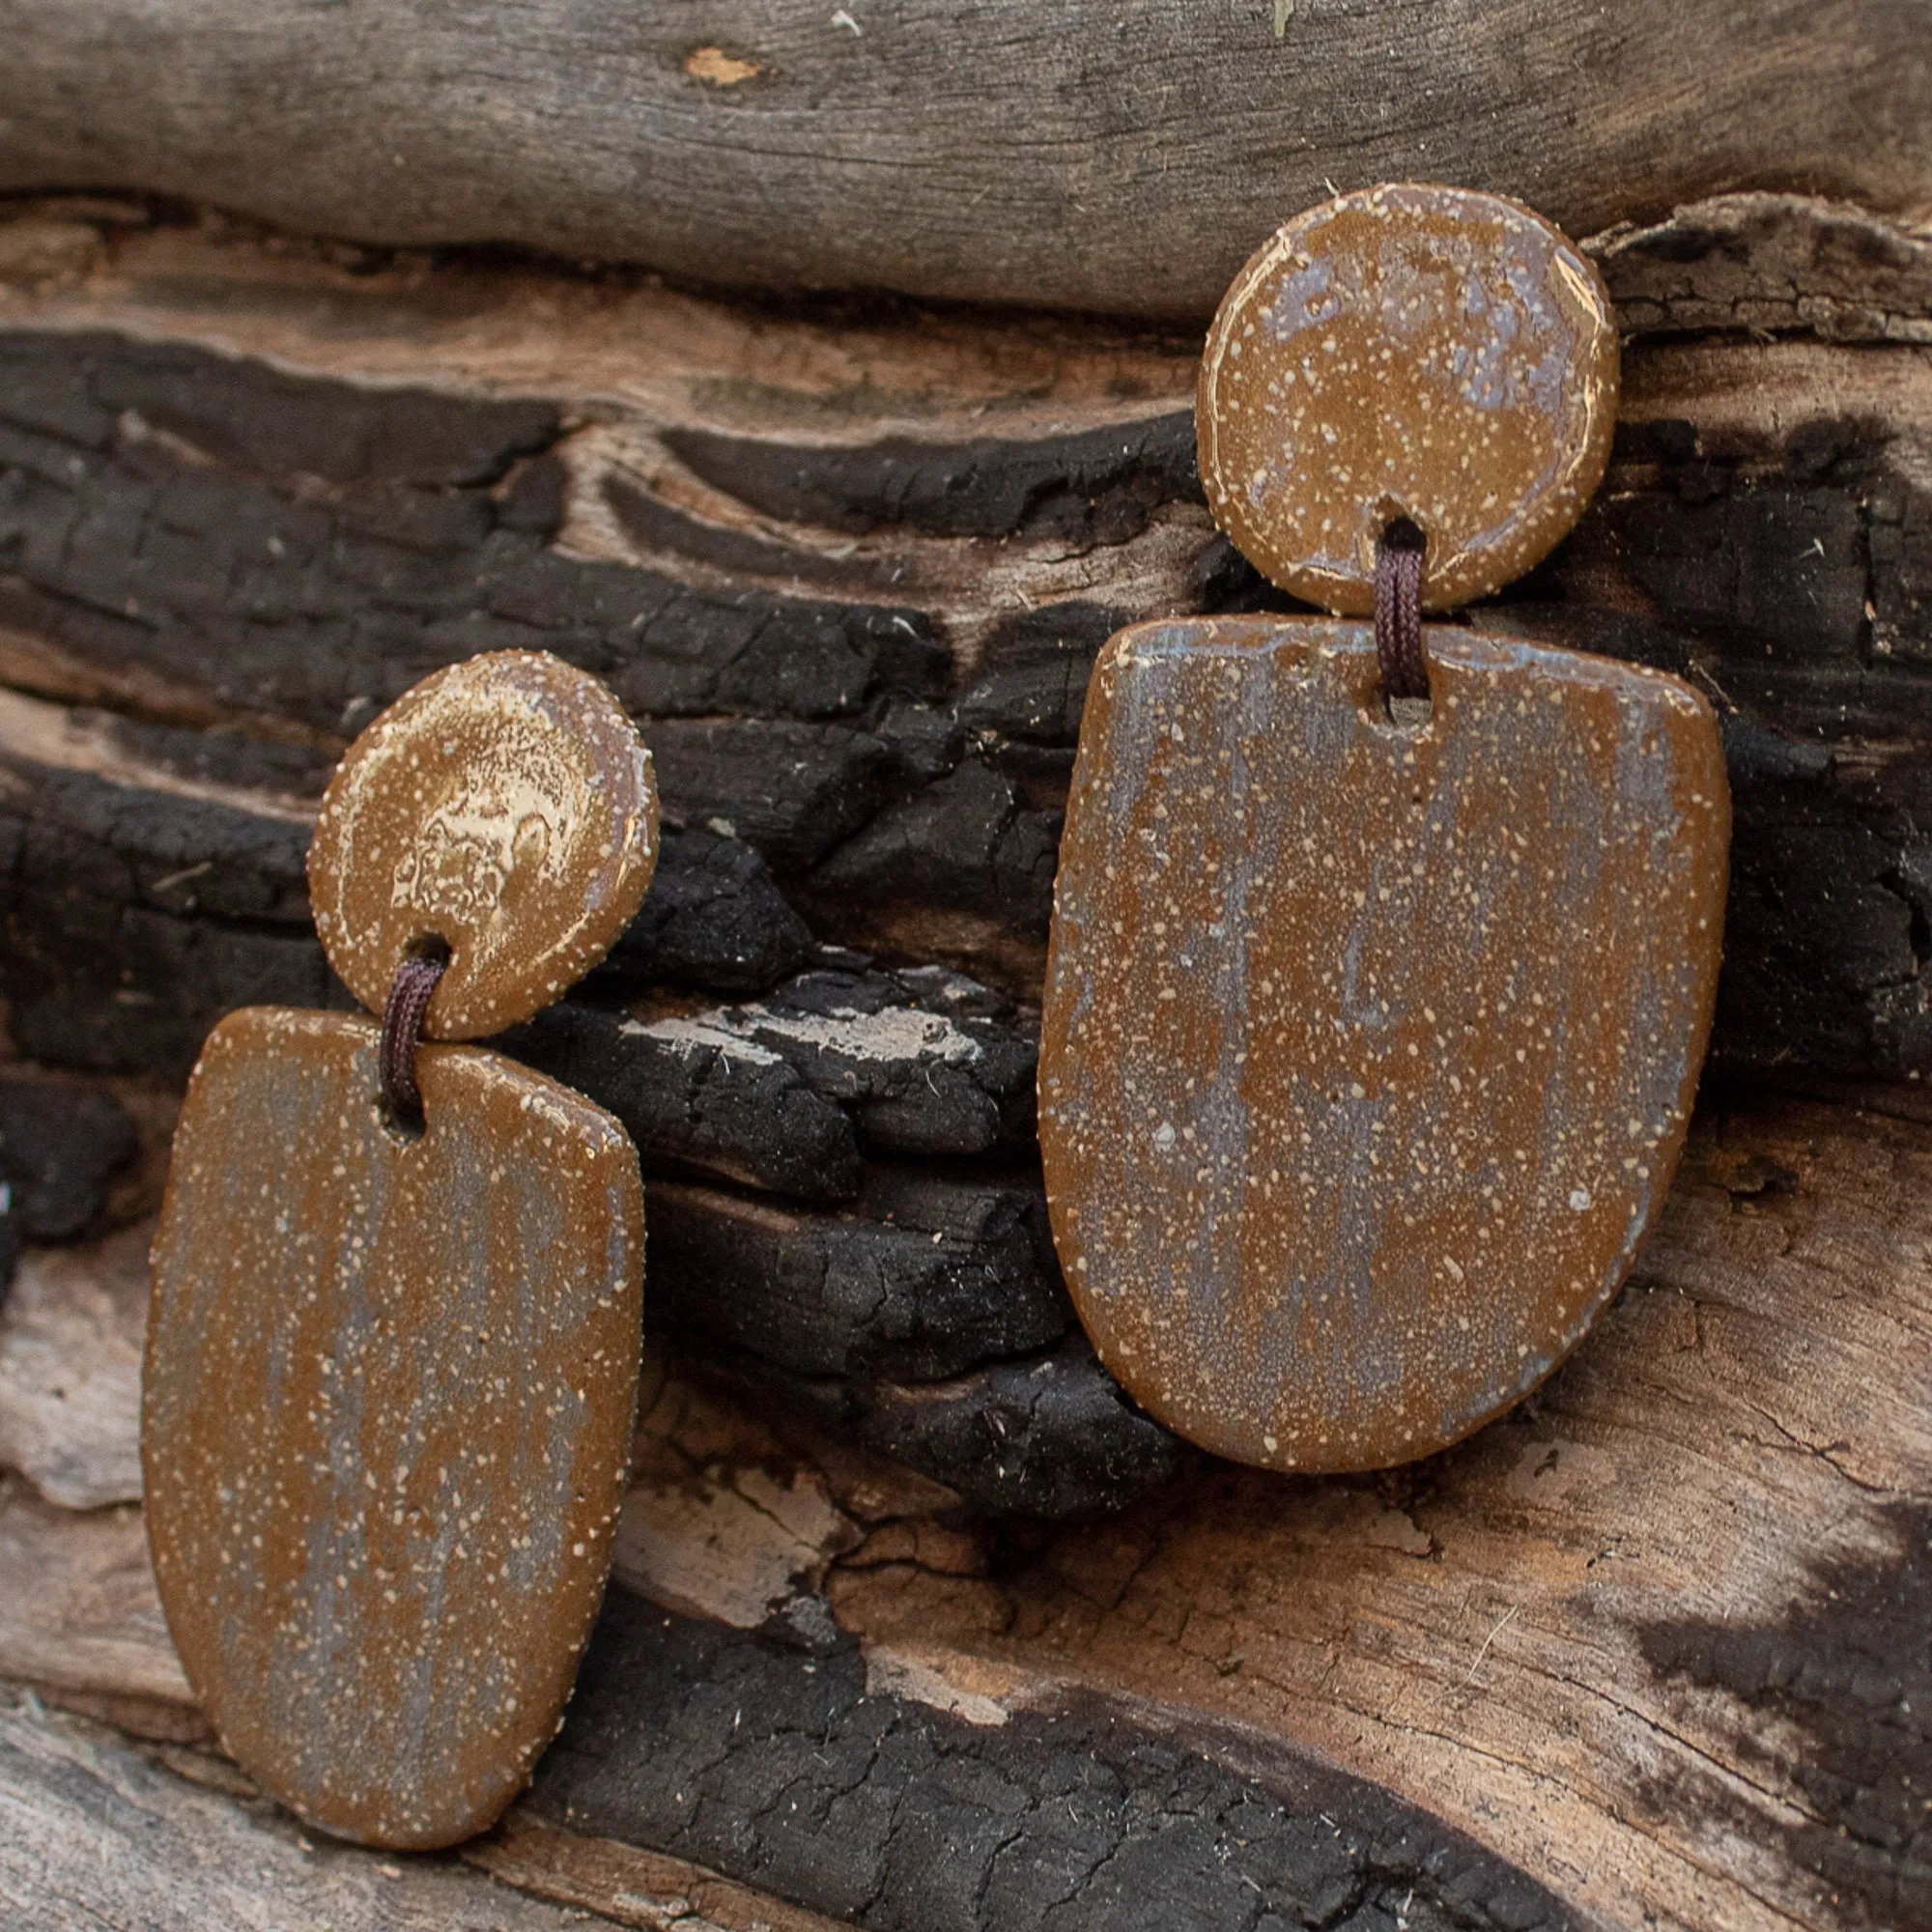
143,183 -> 1728,1849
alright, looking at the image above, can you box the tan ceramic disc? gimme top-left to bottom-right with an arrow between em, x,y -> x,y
309,651 -> 658,1039
1198,184 -> 1619,614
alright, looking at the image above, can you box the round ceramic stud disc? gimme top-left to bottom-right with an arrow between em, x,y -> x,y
309,651 -> 659,1039
1198,183 -> 1619,615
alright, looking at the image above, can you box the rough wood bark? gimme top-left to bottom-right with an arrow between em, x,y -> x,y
0,5 -> 1925,319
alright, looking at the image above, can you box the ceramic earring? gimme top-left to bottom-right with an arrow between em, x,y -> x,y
143,650 -> 657,1848
1039,185 -> 1729,1474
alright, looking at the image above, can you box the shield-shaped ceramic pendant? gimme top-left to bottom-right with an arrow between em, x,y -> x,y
146,1009 -> 643,1845
1038,185 -> 1731,1473
1038,619 -> 1727,1471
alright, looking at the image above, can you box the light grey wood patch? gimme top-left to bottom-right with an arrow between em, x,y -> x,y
0,1693 -> 632,1931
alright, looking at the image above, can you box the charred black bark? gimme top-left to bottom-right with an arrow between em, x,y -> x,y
533,1589 -> 1574,1932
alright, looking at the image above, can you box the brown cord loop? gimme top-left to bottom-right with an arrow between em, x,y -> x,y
1374,518 -> 1429,706
380,953 -> 447,1123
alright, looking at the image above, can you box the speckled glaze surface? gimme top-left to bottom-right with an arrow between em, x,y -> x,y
309,651 -> 659,1039
1039,619 -> 1728,1473
1198,185 -> 1618,615
144,1008 -> 644,1847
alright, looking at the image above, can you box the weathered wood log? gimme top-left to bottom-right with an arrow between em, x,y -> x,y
0,6 -> 1926,319
3,1091 -> 1925,1929
1,1690 -> 825,1932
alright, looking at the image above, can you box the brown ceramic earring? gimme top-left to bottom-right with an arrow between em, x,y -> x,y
1038,185 -> 1729,1474
143,650 -> 658,1848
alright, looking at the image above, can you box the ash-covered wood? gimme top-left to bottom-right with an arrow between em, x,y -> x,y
499,1003 -> 866,1204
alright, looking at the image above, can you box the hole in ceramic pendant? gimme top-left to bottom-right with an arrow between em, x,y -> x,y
1380,513 -> 1427,557
380,1088 -> 429,1143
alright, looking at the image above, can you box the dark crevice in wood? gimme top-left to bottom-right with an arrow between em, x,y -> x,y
661,412 -> 1202,543
0,1077 -> 139,1299
696,1333 -> 1182,1522
646,1169 -> 1071,1387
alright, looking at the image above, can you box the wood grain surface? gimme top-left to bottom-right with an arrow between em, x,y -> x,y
4,1090 -> 1927,1929
0,3 -> 1925,317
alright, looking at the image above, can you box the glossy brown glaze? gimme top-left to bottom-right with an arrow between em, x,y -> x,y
144,1008 -> 644,1847
1038,618 -> 1728,1473
309,651 -> 659,1039
1198,185 -> 1618,614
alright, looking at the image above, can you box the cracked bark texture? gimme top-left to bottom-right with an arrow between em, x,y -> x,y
0,131 -> 1925,1932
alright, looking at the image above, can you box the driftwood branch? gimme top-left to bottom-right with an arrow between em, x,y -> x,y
0,4 -> 1925,318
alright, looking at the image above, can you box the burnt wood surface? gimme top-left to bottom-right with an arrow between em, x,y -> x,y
3,1091 -> 1925,1930
0,185 -> 1927,1932
532,1592 -> 1570,1932
0,212 -> 1929,1089
0,4 -> 1926,319
0,195 -> 1929,1524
